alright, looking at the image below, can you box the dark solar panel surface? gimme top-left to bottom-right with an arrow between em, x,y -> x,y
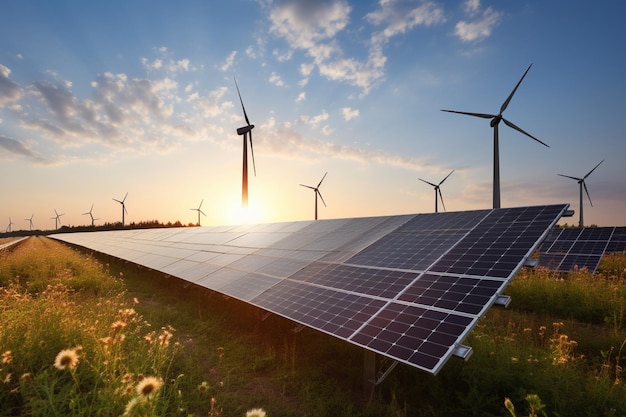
538,226 -> 626,273
51,204 -> 567,374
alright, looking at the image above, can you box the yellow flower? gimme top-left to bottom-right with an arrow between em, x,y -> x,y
1,350 -> 12,364
53,347 -> 80,370
246,408 -> 267,417
136,376 -> 162,397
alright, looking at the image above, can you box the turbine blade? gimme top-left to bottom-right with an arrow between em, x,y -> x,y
234,77 -> 251,126
438,188 -> 446,212
123,192 -> 128,203
113,198 -> 121,203
199,199 -> 204,209
418,178 -> 437,187
439,169 -> 455,186
583,181 -> 593,206
558,174 -> 583,181
441,109 -> 496,119
317,172 -> 328,188
500,63 -> 532,114
249,132 -> 257,176
199,210 -> 207,217
502,118 -> 549,147
317,190 -> 327,207
584,159 -> 604,179
300,184 -> 316,190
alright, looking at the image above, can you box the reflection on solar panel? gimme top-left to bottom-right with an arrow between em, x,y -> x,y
51,204 -> 567,375
538,227 -> 626,273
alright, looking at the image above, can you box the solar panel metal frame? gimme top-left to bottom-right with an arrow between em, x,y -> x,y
51,204 -> 568,375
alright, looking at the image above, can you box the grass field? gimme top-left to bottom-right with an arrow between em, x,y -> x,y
1,236 -> 626,416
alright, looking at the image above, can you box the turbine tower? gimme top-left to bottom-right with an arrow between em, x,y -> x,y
300,172 -> 327,220
113,192 -> 128,226
82,204 -> 98,227
441,64 -> 548,209
234,78 -> 256,209
418,170 -> 454,213
6,217 -> 15,233
25,214 -> 34,231
558,160 -> 604,227
190,199 -> 206,226
51,209 -> 64,230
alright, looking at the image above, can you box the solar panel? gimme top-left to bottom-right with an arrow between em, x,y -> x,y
537,226 -> 626,273
51,204 -> 568,375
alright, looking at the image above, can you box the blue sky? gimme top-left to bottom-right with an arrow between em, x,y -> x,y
1,0 -> 624,230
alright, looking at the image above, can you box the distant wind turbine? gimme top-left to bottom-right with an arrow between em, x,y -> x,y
51,209 -> 64,230
558,160 -> 604,227
234,78 -> 256,208
300,172 -> 327,220
6,217 -> 15,233
190,199 -> 206,226
82,204 -> 98,227
113,192 -> 128,226
418,170 -> 454,213
441,64 -> 548,209
25,214 -> 34,231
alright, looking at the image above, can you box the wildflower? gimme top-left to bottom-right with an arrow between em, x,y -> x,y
198,381 -> 210,392
246,408 -> 267,417
111,320 -> 127,332
20,373 -> 32,382
53,347 -> 81,370
136,376 -> 163,397
511,357 -> 519,364
133,297 -> 139,304
123,396 -> 145,416
504,397 -> 516,416
4,373 -> 12,384
1,350 -> 12,364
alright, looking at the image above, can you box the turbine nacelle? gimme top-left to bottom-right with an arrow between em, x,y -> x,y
237,124 -> 255,135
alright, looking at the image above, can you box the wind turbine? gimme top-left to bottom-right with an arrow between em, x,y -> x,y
441,64 -> 548,209
113,192 -> 128,226
234,78 -> 256,208
51,209 -> 64,230
190,199 -> 206,226
558,160 -> 604,227
82,204 -> 98,227
418,170 -> 454,213
300,172 -> 327,220
25,214 -> 34,231
6,217 -> 15,233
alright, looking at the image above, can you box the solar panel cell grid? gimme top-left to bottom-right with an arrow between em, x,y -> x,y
51,204 -> 568,375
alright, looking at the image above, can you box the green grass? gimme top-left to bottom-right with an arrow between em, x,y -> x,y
2,237 -> 626,416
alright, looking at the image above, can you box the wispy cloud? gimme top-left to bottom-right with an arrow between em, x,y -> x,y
455,1 -> 501,42
0,64 -> 25,106
268,0 -> 446,95
220,51 -> 237,71
0,134 -> 48,164
258,116 -> 431,171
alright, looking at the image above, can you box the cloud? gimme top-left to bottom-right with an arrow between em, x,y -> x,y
455,5 -> 501,42
221,51 -> 237,71
0,134 -> 48,163
258,117 -> 430,171
268,0 -> 445,94
463,0 -> 480,15
193,86 -> 233,118
269,72 -> 285,86
341,107 -> 359,121
0,64 -> 25,106
295,92 -> 306,102
300,109 -> 329,127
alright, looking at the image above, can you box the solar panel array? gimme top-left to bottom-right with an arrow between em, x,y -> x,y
51,204 -> 567,375
537,227 -> 626,273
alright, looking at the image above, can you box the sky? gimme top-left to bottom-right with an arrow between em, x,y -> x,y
1,0 -> 625,231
